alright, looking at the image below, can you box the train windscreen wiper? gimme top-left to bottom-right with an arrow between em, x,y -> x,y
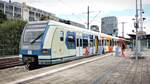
30,32 -> 44,44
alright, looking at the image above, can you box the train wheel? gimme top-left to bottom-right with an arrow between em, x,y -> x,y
25,62 -> 33,70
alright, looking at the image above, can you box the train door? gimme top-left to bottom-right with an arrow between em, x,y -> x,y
89,35 -> 93,55
93,35 -> 95,54
83,34 -> 89,56
95,36 -> 99,54
76,33 -> 83,57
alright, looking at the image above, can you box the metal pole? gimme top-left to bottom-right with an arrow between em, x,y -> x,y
87,6 -> 89,30
139,0 -> 143,51
140,0 -> 143,32
135,0 -> 139,60
122,22 -> 124,38
120,22 -> 127,38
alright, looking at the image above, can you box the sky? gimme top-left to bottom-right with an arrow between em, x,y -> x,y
4,0 -> 150,38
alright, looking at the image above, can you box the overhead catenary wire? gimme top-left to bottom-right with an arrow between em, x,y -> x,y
90,11 -> 101,24
57,0 -> 85,23
57,0 -> 101,27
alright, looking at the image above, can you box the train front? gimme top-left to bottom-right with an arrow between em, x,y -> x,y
19,21 -> 50,68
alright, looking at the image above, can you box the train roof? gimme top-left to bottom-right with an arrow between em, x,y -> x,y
48,20 -> 99,36
27,20 -> 119,40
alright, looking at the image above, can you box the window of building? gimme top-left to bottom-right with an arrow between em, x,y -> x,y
0,3 -> 4,9
29,11 -> 34,16
14,13 -> 21,19
14,7 -> 21,13
36,13 -> 40,17
6,5 -> 13,11
29,17 -> 35,21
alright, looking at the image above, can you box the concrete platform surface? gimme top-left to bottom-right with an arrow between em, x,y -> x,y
2,49 -> 150,84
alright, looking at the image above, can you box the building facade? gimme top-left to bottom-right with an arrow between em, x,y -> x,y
90,25 -> 99,32
0,0 -> 85,28
101,16 -> 118,36
0,0 -> 58,21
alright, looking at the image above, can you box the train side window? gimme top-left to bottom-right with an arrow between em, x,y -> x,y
107,40 -> 109,46
102,40 -> 104,46
83,39 -> 88,48
80,39 -> 83,46
99,40 -> 101,46
104,40 -> 106,46
77,38 -> 79,47
112,40 -> 114,46
110,40 -> 112,46
60,31 -> 64,41
90,35 -> 94,47
66,32 -> 76,49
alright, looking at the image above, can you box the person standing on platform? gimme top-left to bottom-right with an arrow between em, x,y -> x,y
120,40 -> 126,57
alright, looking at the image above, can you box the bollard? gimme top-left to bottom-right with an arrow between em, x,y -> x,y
115,46 -> 120,57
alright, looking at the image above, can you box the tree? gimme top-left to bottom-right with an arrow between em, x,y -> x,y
0,20 -> 26,55
0,10 -> 7,23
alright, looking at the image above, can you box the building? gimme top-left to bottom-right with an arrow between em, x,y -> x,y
101,16 -> 118,36
0,0 -> 58,21
90,25 -> 99,32
0,0 -> 85,28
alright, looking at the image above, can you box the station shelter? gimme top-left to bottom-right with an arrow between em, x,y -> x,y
128,34 -> 150,49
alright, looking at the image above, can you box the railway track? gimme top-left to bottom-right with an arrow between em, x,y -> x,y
0,57 -> 22,69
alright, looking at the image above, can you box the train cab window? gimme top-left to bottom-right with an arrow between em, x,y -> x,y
60,31 -> 64,41
66,32 -> 76,49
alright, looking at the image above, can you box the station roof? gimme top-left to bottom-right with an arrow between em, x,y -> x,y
128,34 -> 150,39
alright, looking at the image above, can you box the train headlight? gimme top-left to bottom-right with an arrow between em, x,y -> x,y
42,49 -> 49,55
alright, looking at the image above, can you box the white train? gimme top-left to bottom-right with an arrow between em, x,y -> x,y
19,20 -> 122,69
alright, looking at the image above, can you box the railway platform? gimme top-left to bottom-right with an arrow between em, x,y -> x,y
1,49 -> 150,84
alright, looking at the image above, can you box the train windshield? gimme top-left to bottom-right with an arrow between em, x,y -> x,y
23,23 -> 47,43
24,29 -> 44,43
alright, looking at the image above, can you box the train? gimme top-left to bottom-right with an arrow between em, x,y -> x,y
19,20 -> 124,69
